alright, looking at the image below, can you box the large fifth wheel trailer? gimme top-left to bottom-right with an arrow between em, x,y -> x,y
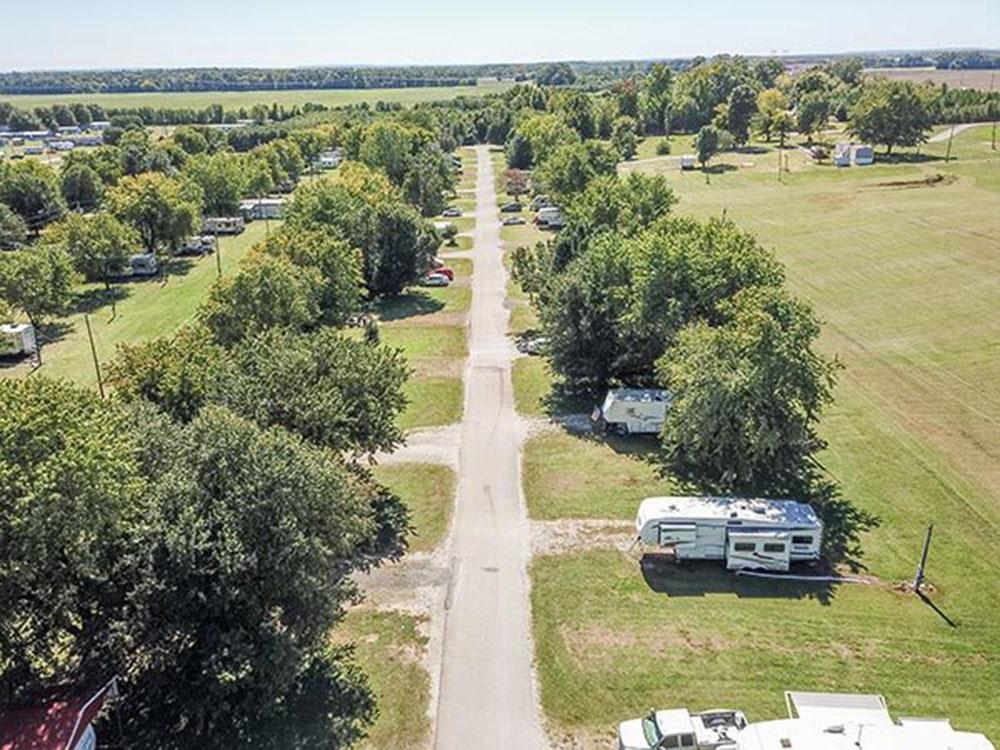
635,496 -> 823,572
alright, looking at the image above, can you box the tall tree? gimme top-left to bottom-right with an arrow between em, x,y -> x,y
61,163 -> 104,211
849,80 -> 935,154
182,152 -> 248,216
726,84 -> 758,146
106,172 -> 201,255
0,160 -> 64,231
45,212 -> 137,289
0,246 -> 75,362
693,125 -> 720,167
0,203 -> 27,250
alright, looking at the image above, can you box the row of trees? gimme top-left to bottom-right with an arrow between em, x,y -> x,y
0,120 -> 464,740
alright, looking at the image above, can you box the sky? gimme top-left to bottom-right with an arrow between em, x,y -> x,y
1,0 -> 998,71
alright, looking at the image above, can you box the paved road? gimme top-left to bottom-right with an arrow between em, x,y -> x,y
927,122 -> 984,143
433,146 -> 544,749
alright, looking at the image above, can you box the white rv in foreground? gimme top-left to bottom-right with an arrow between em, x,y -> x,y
1,323 -> 37,357
618,693 -> 994,750
740,692 -> 994,750
636,496 -> 822,572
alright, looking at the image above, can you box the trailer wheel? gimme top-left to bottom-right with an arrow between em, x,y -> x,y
610,423 -> 629,437
592,417 -> 608,433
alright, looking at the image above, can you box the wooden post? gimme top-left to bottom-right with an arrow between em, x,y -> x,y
215,234 -> 222,277
913,524 -> 934,592
84,313 -> 105,399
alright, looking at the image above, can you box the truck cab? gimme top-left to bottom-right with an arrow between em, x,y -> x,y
618,708 -> 747,750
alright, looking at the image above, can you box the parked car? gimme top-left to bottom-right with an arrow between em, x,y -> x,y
500,202 -> 523,213
420,273 -> 450,287
432,267 -> 455,281
535,206 -> 565,229
178,235 -> 215,256
442,207 -> 463,217
516,335 -> 547,356
503,216 -> 526,226
530,194 -> 551,210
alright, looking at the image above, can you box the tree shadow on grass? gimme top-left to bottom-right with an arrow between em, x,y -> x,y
877,151 -> 946,165
702,164 -> 739,175
640,556 -> 838,604
35,320 -> 74,347
70,285 -> 131,316
376,292 -> 445,322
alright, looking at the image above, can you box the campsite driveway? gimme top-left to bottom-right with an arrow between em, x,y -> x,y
433,146 -> 545,749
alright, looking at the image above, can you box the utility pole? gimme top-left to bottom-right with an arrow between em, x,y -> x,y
913,524 -> 934,593
991,72 -> 997,151
84,313 -> 105,399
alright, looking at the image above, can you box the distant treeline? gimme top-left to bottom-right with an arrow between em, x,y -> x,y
0,67 -> 480,95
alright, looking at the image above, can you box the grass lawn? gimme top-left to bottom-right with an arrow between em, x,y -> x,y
532,549 -> 999,744
523,430 -> 672,520
1,220 -> 272,387
1,81 -> 511,111
527,126 -> 1000,743
373,462 -> 455,554
399,377 -> 463,432
330,609 -> 430,750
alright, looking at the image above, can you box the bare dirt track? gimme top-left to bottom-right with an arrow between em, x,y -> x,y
432,146 -> 545,749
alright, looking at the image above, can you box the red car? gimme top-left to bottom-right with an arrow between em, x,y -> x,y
433,267 -> 455,281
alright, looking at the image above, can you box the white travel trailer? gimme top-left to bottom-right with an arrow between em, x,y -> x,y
129,253 -> 159,277
203,216 -> 246,235
536,206 -> 565,228
737,692 -> 995,750
238,197 -> 285,221
833,142 -> 852,167
635,496 -> 823,572
851,144 -> 875,165
680,154 -> 697,170
1,323 -> 38,356
618,708 -> 748,750
592,389 -> 670,435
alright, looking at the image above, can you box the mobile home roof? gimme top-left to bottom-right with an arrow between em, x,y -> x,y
636,496 -> 821,531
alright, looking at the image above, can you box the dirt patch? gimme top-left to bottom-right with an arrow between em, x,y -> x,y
532,519 -> 634,556
867,173 -> 957,190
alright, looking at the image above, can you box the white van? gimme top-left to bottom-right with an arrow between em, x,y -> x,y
203,216 -> 246,235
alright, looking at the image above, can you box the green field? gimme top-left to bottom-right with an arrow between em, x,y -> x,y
1,220 -> 272,386
373,462 -> 455,554
0,81 -> 510,112
521,125 -> 1000,742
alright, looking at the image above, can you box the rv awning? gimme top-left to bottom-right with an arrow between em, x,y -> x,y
785,691 -> 892,726
0,678 -> 117,750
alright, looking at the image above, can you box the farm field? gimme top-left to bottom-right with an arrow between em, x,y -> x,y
0,80 -> 511,112
0,220 -> 272,386
865,66 -> 1000,89
517,126 -> 1000,743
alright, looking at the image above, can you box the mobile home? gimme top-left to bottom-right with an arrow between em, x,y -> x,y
0,323 -> 38,357
635,496 -> 823,571
591,388 -> 670,435
238,197 -> 285,221
202,216 -> 245,235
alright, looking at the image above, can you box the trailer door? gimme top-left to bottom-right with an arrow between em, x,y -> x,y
726,531 -> 791,572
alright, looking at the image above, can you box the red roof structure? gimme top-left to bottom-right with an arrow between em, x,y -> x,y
0,678 -> 117,750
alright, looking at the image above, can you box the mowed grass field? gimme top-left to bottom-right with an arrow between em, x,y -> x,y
0,220 -> 272,386
0,81 -> 510,112
865,67 -> 1000,90
521,125 -> 1000,743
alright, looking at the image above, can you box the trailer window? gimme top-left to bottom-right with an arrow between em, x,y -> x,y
792,535 -> 813,545
733,542 -> 756,552
763,543 -> 786,553
681,734 -> 696,747
663,737 -> 680,749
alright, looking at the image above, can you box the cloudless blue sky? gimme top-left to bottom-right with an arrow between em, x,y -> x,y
2,0 -> 998,71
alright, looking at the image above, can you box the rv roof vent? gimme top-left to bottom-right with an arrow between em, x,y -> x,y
780,739 -> 791,749
824,725 -> 845,734
730,512 -> 738,518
